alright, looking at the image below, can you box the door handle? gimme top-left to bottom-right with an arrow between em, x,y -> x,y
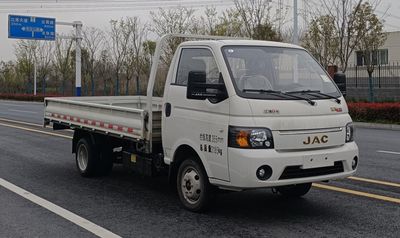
165,103 -> 171,117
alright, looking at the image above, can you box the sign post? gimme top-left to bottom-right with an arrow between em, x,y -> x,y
56,21 -> 83,97
8,15 -> 56,40
9,15 -> 56,96
9,15 -> 83,97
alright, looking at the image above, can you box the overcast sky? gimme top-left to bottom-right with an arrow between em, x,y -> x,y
1,0 -> 400,61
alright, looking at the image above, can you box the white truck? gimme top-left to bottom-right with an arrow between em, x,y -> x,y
44,34 -> 359,212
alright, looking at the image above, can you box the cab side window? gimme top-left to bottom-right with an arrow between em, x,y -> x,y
175,48 -> 220,86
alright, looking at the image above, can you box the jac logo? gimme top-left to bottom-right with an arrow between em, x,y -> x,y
303,135 -> 328,145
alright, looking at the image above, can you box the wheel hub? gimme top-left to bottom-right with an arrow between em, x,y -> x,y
77,144 -> 88,171
181,168 -> 201,204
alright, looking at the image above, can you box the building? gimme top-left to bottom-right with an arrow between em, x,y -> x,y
346,31 -> 400,101
352,31 -> 400,66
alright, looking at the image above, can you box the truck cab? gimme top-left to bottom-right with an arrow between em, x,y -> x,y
162,40 -> 358,210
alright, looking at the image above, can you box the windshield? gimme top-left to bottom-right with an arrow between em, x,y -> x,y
222,46 -> 341,100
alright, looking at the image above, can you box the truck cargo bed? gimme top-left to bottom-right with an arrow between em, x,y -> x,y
44,96 -> 162,142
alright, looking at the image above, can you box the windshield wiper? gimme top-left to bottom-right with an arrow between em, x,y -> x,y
243,89 -> 283,94
286,90 -> 341,104
243,89 -> 316,106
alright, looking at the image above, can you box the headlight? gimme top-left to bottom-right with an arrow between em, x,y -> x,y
228,126 -> 274,149
345,123 -> 354,142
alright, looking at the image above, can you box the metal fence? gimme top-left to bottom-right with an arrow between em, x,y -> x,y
346,62 -> 400,88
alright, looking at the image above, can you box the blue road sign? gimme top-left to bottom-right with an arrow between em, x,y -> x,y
8,15 -> 56,41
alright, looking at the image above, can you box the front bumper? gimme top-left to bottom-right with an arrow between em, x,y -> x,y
210,142 -> 358,189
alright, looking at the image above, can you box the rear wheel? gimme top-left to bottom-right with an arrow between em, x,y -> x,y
75,137 -> 113,177
76,138 -> 97,177
177,158 -> 214,212
276,183 -> 312,197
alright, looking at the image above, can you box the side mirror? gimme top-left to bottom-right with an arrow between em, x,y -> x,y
186,71 -> 228,102
333,72 -> 347,96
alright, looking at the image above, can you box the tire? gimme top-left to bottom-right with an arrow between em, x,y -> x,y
177,158 -> 214,212
276,183 -> 312,197
75,137 -> 98,177
75,137 -> 113,177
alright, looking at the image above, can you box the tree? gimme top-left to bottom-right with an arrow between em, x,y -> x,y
303,15 -> 339,69
14,40 -> 37,93
123,17 -> 147,95
14,40 -> 54,95
150,6 -> 196,36
53,37 -> 74,95
108,18 -> 132,96
82,27 -> 105,96
353,2 -> 387,101
214,8 -> 243,37
150,6 -> 196,64
35,41 -> 53,95
196,7 -> 219,35
143,40 -> 156,67
311,0 -> 383,72
233,0 -> 282,41
98,49 -> 113,95
0,61 -> 24,93
140,40 -> 156,92
203,0 -> 282,40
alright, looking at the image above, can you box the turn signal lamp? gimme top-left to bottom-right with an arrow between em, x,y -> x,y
236,130 -> 250,148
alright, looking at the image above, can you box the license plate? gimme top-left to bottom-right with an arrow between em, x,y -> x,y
302,155 -> 334,169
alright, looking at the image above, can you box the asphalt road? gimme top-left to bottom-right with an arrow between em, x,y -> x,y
0,100 -> 399,238
0,100 -> 44,124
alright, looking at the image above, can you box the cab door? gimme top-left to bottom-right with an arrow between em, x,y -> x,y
163,47 -> 230,181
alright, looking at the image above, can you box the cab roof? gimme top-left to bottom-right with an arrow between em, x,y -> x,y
179,39 -> 304,50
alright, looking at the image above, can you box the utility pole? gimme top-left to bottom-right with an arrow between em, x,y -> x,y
293,0 -> 299,83
293,0 -> 298,45
56,20 -> 83,96
33,58 -> 37,96
74,21 -> 83,96
278,0 -> 283,35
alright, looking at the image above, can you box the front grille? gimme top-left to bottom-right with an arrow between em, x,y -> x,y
279,161 -> 344,180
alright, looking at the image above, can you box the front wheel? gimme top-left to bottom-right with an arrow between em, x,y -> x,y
276,183 -> 312,197
177,158 -> 214,212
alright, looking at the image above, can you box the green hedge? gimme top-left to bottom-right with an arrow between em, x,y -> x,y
0,93 -> 61,102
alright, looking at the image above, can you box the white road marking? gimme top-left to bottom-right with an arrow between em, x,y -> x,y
0,117 -> 75,133
0,117 -> 42,127
0,178 -> 121,238
377,150 -> 400,155
0,122 -> 73,139
8,109 -> 38,114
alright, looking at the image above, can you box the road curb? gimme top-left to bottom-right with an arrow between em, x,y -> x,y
0,99 -> 44,105
354,122 -> 400,131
